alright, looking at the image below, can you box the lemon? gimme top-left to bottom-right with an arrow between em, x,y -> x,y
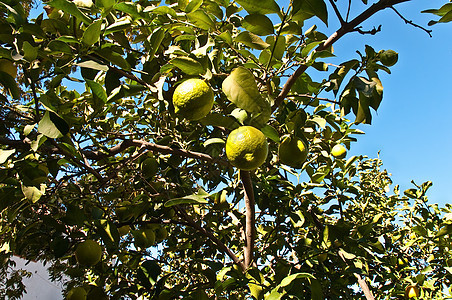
67,287 -> 87,300
133,228 -> 155,248
379,50 -> 398,67
75,240 -> 102,266
331,144 -> 347,159
0,59 -> 17,78
226,126 -> 268,171
173,78 -> 214,120
140,157 -> 158,179
405,285 -> 420,298
278,136 -> 308,168
118,225 -> 130,236
154,225 -> 168,242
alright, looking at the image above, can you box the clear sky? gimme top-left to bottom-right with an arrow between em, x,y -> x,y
316,0 -> 452,206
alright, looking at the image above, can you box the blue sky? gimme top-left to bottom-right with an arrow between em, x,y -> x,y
317,0 -> 452,205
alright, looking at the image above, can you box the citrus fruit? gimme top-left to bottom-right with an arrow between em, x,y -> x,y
86,285 -> 108,300
154,225 -> 168,242
226,126 -> 268,171
405,285 -> 420,298
67,287 -> 87,300
331,144 -> 347,159
0,59 -> 17,78
118,225 -> 130,236
379,50 -> 398,67
75,240 -> 102,266
172,78 -> 214,120
133,228 -> 155,248
116,201 -> 134,222
140,157 -> 158,179
278,136 -> 308,168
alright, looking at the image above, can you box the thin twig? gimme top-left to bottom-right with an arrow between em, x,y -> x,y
391,6 -> 433,37
328,0 -> 345,25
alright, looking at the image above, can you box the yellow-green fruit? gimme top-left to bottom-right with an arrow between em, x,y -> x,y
405,285 -> 420,298
75,240 -> 102,266
140,157 -> 158,179
226,126 -> 268,171
172,78 -> 214,120
0,59 -> 17,78
116,201 -> 134,222
379,50 -> 398,67
133,229 -> 155,248
154,225 -> 168,242
331,144 -> 347,159
278,136 -> 308,168
67,287 -> 87,300
118,225 -> 130,236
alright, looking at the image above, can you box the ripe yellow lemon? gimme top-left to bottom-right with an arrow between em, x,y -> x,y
405,285 -> 420,298
0,59 -> 17,78
331,144 -> 347,159
278,136 -> 308,168
226,126 -> 268,171
172,78 -> 214,120
75,240 -> 102,266
67,287 -> 87,300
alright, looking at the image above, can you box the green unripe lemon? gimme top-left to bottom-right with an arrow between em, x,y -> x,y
140,157 -> 158,179
226,126 -> 268,171
278,136 -> 308,168
75,240 -> 102,266
154,225 -> 168,242
67,287 -> 87,300
331,144 -> 347,159
133,229 -> 155,248
379,50 -> 398,67
173,78 -> 214,120
116,201 -> 134,222
0,59 -> 17,78
118,225 -> 130,236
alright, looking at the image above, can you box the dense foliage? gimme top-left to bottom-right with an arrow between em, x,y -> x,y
1,0 -> 451,299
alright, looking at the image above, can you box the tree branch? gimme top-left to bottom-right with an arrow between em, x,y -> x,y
328,0 -> 345,25
241,170 -> 256,269
338,250 -> 375,300
272,0 -> 411,112
391,6 -> 433,37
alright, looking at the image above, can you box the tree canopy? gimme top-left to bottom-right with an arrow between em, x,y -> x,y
0,0 -> 452,299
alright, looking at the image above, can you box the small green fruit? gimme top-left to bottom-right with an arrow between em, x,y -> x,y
379,50 -> 398,67
118,225 -> 130,236
154,225 -> 168,242
140,157 -> 158,179
67,287 -> 87,300
133,229 -> 155,248
331,144 -> 347,159
75,240 -> 102,266
278,136 -> 308,168
86,285 -> 108,300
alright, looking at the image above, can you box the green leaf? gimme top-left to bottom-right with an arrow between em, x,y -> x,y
292,0 -> 328,26
185,0 -> 202,13
310,279 -> 323,300
137,260 -> 161,287
21,185 -> 43,203
96,219 -> 120,251
235,31 -> 269,50
280,273 -> 315,287
114,2 -> 144,19
148,28 -> 166,59
23,41 -> 38,61
187,10 -> 216,30
165,193 -> 209,207
95,48 -> 131,70
200,113 -> 240,130
96,0 -> 115,9
222,67 -> 268,115
261,125 -> 279,143
242,14 -> 274,36
170,57 -> 204,75
0,72 -> 19,99
235,0 -> 280,15
38,111 -> 70,139
82,19 -> 102,47
76,60 -> 109,71
86,79 -> 108,103
47,0 -> 92,24
203,138 -> 225,147
0,149 -> 15,164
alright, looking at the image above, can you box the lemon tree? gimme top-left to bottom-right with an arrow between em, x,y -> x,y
1,0 -> 452,299
226,126 -> 268,171
172,78 -> 214,121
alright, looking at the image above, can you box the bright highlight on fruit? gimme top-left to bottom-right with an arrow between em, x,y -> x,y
405,285 -> 420,298
331,144 -> 347,159
75,240 -> 102,266
278,136 -> 308,168
66,287 -> 87,300
226,126 -> 268,171
172,78 -> 214,120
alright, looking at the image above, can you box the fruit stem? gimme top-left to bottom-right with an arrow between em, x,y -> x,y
241,170 -> 256,269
